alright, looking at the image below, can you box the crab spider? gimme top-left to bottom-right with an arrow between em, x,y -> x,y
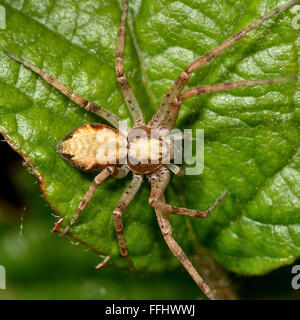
4,0 -> 298,300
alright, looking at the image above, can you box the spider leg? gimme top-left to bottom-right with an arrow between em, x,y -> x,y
95,256 -> 110,270
3,51 -> 121,129
161,97 -> 181,130
116,0 -> 144,125
113,165 -> 130,179
60,166 -> 114,237
149,167 -> 228,217
113,174 -> 143,271
165,163 -> 184,176
152,190 -> 229,218
178,77 -> 297,102
152,0 -> 299,125
149,168 -> 215,299
163,77 -> 297,129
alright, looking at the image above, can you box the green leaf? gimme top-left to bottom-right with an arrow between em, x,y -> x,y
0,0 -> 299,277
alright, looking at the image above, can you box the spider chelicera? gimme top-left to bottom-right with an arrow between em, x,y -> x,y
4,0 -> 298,300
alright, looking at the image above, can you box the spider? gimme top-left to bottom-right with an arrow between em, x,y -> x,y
4,0 -> 298,300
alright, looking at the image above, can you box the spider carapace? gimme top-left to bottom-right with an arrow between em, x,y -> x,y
4,0 -> 299,300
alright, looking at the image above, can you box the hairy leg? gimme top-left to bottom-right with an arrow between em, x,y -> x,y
116,0 -> 144,125
152,0 -> 299,125
149,168 -> 215,299
3,51 -> 121,128
113,174 -> 143,271
163,77 -> 297,129
60,166 -> 114,236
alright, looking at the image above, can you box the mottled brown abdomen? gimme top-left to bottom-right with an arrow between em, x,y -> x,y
57,123 -> 127,172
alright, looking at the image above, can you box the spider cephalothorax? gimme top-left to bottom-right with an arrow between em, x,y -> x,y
4,0 -> 298,300
127,125 -> 171,174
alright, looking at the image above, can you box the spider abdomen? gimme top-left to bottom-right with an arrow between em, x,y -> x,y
57,123 -> 127,172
